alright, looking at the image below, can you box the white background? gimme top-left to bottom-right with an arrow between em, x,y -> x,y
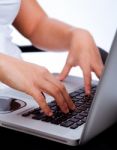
11,0 -> 117,52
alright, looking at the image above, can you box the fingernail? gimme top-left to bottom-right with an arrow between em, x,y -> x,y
63,103 -> 69,113
85,87 -> 91,95
87,90 -> 90,95
72,104 -> 76,110
48,111 -> 53,116
64,108 -> 69,114
63,106 -> 69,113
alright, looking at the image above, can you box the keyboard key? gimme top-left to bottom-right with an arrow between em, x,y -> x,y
70,123 -> 79,129
32,113 -> 45,120
69,117 -> 78,123
69,92 -> 79,98
77,120 -> 84,126
75,114 -> 84,120
80,111 -> 88,117
82,117 -> 87,123
60,121 -> 74,127
74,102 -> 82,107
48,101 -> 56,107
22,112 -> 30,117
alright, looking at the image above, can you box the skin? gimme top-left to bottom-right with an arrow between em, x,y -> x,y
0,0 -> 104,116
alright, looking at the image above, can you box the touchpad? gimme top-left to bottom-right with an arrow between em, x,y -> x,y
0,96 -> 26,114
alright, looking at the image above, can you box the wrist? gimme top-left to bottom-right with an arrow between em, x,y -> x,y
67,27 -> 78,50
69,28 -> 93,51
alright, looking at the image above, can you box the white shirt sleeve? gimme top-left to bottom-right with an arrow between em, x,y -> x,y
0,0 -> 22,59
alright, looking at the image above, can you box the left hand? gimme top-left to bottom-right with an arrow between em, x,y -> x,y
58,29 -> 104,95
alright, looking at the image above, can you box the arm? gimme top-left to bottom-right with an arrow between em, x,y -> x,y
13,0 -> 73,51
13,0 -> 104,94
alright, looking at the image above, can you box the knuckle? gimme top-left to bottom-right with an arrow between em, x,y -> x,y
67,60 -> 73,67
60,101 -> 66,106
31,90 -> 44,102
26,84 -> 36,96
85,82 -> 91,87
53,87 -> 61,95
83,69 -> 90,76
41,67 -> 49,75
56,100 -> 64,108
84,72 -> 89,78
56,97 -> 65,107
60,83 -> 66,92
40,101 -> 47,108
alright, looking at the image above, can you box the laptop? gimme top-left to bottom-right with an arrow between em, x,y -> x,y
0,30 -> 117,146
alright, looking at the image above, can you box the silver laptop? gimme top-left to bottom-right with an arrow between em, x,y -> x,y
0,30 -> 117,146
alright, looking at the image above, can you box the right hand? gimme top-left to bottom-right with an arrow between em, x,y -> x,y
0,53 -> 75,116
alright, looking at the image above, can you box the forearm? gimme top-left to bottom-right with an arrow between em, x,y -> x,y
13,0 -> 76,52
29,17 -> 76,51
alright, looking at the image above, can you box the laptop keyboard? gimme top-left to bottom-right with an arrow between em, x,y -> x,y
22,85 -> 97,129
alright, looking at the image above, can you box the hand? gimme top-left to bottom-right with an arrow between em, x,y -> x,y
58,29 -> 104,94
0,54 -> 75,116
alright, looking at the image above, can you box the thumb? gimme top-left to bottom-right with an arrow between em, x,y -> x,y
58,63 -> 71,81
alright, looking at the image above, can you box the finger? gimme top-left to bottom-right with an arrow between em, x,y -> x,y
61,85 -> 76,110
45,73 -> 75,110
37,79 -> 69,114
54,91 -> 69,113
82,66 -> 92,95
32,89 -> 53,116
58,63 -> 71,81
93,47 -> 104,78
93,63 -> 104,79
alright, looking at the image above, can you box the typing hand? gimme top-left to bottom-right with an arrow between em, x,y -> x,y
0,54 -> 75,116
58,29 -> 104,95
